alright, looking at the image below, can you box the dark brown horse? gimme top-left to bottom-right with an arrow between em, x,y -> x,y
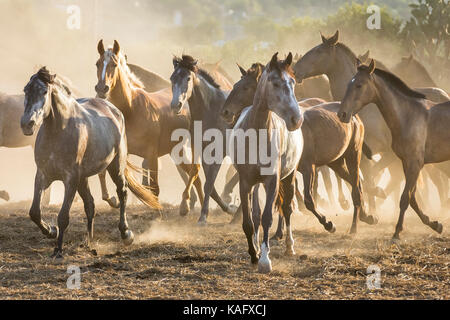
95,40 -> 204,215
21,67 -> 161,258
338,60 -> 447,240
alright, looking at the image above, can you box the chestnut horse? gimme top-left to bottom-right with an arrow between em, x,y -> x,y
338,60 -> 448,240
95,40 -> 204,214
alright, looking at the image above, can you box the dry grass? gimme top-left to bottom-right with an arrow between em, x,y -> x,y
0,200 -> 448,299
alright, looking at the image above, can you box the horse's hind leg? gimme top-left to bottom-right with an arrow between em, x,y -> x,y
107,156 -> 134,245
251,184 -> 261,256
180,163 -> 201,216
222,170 -> 239,204
199,163 -> 223,224
176,164 -> 197,209
301,164 -> 336,233
239,177 -> 258,265
78,178 -> 95,245
280,171 -> 296,256
53,176 -> 78,259
29,171 -> 56,239
98,170 -> 119,208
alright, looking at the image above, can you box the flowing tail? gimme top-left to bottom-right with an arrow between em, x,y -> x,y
124,160 -> 161,209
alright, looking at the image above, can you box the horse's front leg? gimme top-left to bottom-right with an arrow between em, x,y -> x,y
259,175 -> 279,273
98,170 -> 119,208
239,177 -> 258,265
179,163 -> 201,216
198,162 -> 222,224
280,171 -> 296,256
53,175 -> 78,259
29,171 -> 56,238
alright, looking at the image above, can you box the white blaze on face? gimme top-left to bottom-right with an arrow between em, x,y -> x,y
102,51 -> 112,81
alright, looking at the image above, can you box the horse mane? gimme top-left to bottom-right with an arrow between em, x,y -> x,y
248,63 -> 265,77
361,66 -> 426,99
36,67 -> 55,84
175,55 -> 221,89
107,48 -> 144,89
336,43 -> 358,61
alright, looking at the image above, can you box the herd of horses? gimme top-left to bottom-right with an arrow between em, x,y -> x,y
1,30 -> 449,272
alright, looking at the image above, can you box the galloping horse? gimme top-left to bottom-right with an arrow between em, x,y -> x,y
338,60 -> 447,239
231,53 -> 303,273
0,74 -> 83,204
170,55 -> 238,223
95,40 -> 204,214
222,62 -> 378,236
21,67 -> 161,258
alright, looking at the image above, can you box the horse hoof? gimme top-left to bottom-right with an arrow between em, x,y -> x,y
0,191 -> 10,201
258,259 -> 272,274
179,200 -> 189,216
227,204 -> 239,215
340,200 -> 350,211
122,230 -> 134,246
430,221 -> 443,234
105,197 -> 119,208
197,218 -> 207,226
51,248 -> 64,260
285,249 -> 295,256
270,234 -> 283,242
325,222 -> 336,233
47,226 -> 59,239
349,227 -> 357,235
361,214 -> 379,225
391,235 -> 401,244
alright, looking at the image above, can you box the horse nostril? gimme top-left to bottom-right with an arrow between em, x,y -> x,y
27,120 -> 35,129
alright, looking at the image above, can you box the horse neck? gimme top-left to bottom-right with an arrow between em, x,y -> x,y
372,74 -> 421,138
45,86 -> 77,133
327,48 -> 358,100
108,67 -> 135,114
188,76 -> 223,121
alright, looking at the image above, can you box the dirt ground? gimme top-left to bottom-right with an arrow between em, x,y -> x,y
0,199 -> 448,300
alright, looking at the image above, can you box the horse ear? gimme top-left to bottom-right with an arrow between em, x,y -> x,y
356,58 -> 362,67
368,59 -> 376,74
361,50 -> 370,62
49,73 -> 56,84
173,57 -> 179,68
320,32 -> 327,44
269,52 -> 279,70
113,40 -> 120,55
328,30 -> 339,45
237,63 -> 247,77
285,52 -> 293,66
97,39 -> 105,56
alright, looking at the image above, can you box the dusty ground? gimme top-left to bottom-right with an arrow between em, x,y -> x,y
0,200 -> 448,300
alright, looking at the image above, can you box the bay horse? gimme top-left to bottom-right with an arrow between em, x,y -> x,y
338,60 -> 447,240
21,67 -> 161,258
170,55 -> 238,224
230,52 -> 303,273
95,40 -> 204,215
222,62 -> 378,236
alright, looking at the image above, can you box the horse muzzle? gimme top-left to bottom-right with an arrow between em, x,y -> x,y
21,118 -> 36,136
337,110 -> 352,123
171,100 -> 183,114
95,84 -> 109,99
221,108 -> 235,124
